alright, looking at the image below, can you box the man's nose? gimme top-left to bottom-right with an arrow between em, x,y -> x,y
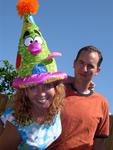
82,65 -> 88,72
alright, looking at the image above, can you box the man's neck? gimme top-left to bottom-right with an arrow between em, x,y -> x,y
74,78 -> 91,94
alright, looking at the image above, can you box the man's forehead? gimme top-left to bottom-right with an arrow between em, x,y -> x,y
79,51 -> 99,59
77,51 -> 99,64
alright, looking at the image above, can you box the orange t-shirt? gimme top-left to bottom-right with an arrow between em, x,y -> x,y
47,85 -> 109,150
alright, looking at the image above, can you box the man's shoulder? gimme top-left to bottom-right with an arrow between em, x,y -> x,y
93,91 -> 109,105
93,91 -> 106,98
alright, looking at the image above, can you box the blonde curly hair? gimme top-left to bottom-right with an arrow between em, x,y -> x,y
12,82 -> 65,126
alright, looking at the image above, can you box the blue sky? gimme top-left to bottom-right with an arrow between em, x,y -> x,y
0,0 -> 113,113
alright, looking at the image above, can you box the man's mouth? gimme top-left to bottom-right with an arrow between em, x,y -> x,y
79,73 -> 87,77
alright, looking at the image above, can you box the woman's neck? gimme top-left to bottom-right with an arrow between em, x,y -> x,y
31,106 -> 48,123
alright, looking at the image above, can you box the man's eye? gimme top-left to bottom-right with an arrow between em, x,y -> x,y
88,65 -> 94,69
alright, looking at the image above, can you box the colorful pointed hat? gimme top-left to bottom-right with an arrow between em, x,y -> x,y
12,0 -> 67,89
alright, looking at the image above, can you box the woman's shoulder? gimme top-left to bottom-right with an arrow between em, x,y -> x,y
0,107 -> 14,125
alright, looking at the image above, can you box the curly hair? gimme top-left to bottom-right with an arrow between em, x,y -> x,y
12,82 -> 65,126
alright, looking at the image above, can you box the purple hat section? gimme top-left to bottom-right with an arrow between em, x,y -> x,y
12,72 -> 67,89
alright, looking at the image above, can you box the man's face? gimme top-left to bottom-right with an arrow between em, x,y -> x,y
74,51 -> 100,82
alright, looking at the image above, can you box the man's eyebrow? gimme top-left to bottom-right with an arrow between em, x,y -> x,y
23,31 -> 30,39
88,64 -> 95,68
34,30 -> 41,36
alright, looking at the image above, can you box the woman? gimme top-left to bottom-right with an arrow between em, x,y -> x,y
0,0 -> 68,149
0,81 -> 65,150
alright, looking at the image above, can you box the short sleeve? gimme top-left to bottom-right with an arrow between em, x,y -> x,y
95,98 -> 109,138
0,107 -> 14,127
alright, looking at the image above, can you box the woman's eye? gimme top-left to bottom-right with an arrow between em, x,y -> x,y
30,86 -> 37,90
24,37 -> 33,46
34,36 -> 43,44
45,83 -> 54,89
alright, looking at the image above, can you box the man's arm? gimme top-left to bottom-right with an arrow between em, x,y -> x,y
0,119 -> 4,135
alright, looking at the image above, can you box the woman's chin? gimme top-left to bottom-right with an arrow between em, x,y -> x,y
33,100 -> 51,109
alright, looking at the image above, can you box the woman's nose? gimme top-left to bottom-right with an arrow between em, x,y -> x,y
40,92 -> 46,97
38,86 -> 46,96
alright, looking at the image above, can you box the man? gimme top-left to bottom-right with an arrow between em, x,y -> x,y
47,45 -> 109,150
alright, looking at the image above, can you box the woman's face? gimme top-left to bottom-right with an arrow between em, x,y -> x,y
25,83 -> 56,109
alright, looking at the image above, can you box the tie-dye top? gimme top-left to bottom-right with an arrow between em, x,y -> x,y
1,107 -> 62,150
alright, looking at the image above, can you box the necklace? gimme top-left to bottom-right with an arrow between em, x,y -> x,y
71,84 -> 93,96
